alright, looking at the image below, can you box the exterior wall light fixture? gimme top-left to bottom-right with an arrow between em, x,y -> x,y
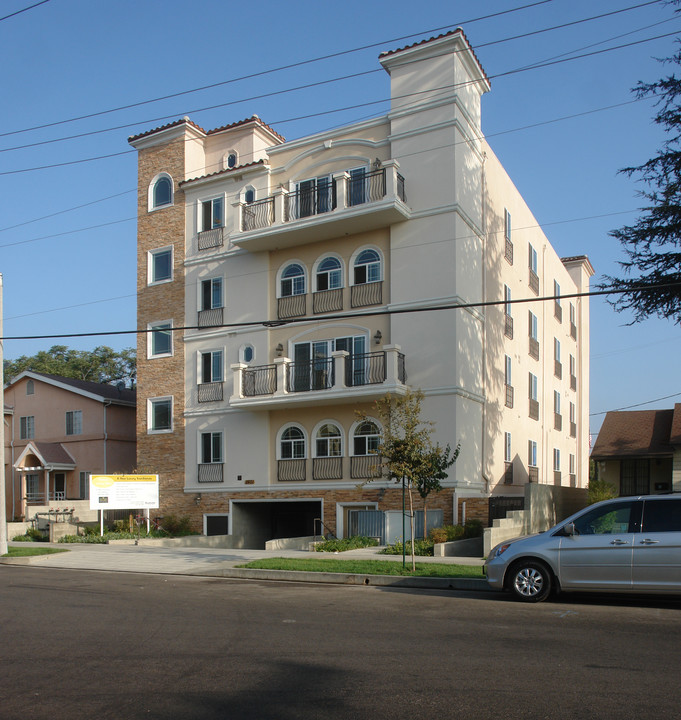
374,330 -> 382,345
275,343 -> 284,357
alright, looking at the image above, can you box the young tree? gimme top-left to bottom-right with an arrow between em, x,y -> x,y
4,345 -> 136,387
361,390 -> 460,570
605,41 -> 681,323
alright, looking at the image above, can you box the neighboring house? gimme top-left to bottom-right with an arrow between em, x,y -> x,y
3,371 -> 136,520
129,29 -> 592,545
591,406 -> 681,496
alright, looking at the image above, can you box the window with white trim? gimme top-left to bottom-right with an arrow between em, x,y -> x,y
554,280 -> 561,307
240,344 -> 255,364
201,277 -> 223,311
79,471 -> 90,500
529,244 -> 538,274
148,397 -> 172,433
66,410 -> 82,436
504,285 -> 512,317
151,174 -> 173,209
315,423 -> 342,457
280,263 -> 306,297
553,448 -> 561,472
20,415 -> 34,439
201,350 -> 223,383
149,247 -> 172,284
353,421 -> 381,456
316,256 -> 343,291
225,151 -> 237,169
504,432 -> 512,462
528,440 -> 537,467
280,426 -> 306,459
354,249 -> 381,284
529,373 -> 538,402
529,311 -> 538,340
569,453 -> 576,475
504,209 -> 512,241
505,355 -> 512,385
201,431 -> 223,464
554,390 -> 561,415
149,321 -> 172,357
570,401 -> 576,424
200,197 -> 224,231
244,186 -> 255,204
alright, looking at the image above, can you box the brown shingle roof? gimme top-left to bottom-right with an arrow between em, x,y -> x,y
31,372 -> 136,404
33,442 -> 76,466
591,409 -> 675,459
669,403 -> 681,445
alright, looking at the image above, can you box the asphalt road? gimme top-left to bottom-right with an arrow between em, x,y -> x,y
1,566 -> 679,720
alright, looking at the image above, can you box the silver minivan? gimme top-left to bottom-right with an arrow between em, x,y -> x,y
485,495 -> 681,602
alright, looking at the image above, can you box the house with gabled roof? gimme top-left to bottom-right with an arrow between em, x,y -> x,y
3,371 -> 136,521
591,405 -> 681,495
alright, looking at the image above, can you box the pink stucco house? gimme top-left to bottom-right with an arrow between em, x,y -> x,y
3,371 -> 136,521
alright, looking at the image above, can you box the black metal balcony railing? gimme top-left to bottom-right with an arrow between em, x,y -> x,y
313,288 -> 343,314
346,352 -> 386,387
555,361 -> 562,379
504,461 -> 514,485
528,466 -> 539,483
397,352 -> 407,384
198,307 -> 223,329
504,314 -> 514,339
346,168 -> 394,206
554,413 -> 562,431
351,281 -> 382,308
287,358 -> 334,393
505,238 -> 513,265
351,455 -> 383,479
570,374 -> 577,391
505,384 -> 514,409
198,226 -> 225,251
570,421 -> 577,438
243,365 -> 277,397
278,293 -> 306,319
529,337 -> 539,360
529,270 -> 539,294
198,382 -> 223,403
554,302 -> 563,323
278,459 -> 306,481
397,172 -> 406,202
285,182 -> 336,221
198,463 -> 224,483
313,457 -> 343,480
241,197 -> 274,232
529,399 -> 539,420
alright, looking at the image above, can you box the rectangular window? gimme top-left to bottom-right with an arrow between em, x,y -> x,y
148,397 -> 172,433
570,402 -> 576,424
149,322 -> 172,357
504,432 -> 512,462
201,197 -> 224,230
528,440 -> 537,467
504,285 -> 511,316
505,355 -> 512,385
554,280 -> 562,321
528,244 -> 538,274
554,280 -> 561,306
569,454 -> 576,475
528,311 -> 538,340
79,471 -> 90,500
529,373 -> 538,401
570,354 -> 576,377
504,209 -> 511,241
570,302 -> 576,325
26,474 -> 39,497
201,277 -> 223,310
149,247 -> 172,284
201,431 -> 223,464
20,415 -> 34,440
553,448 -> 561,472
554,391 -> 561,415
554,338 -> 561,363
65,410 -> 82,436
201,350 -> 223,383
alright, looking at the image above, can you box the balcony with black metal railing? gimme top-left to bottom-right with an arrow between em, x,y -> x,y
231,346 -> 407,409
233,161 -> 409,252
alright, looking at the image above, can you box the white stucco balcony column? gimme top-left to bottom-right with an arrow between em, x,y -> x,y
332,171 -> 350,209
230,363 -> 246,399
384,344 -> 403,384
332,350 -> 349,389
274,357 -> 291,396
382,159 -> 401,200
273,187 -> 286,225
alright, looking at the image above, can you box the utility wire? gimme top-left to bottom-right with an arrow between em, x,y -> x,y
0,0 -> 51,22
590,391 -> 681,415
2,282 -> 679,342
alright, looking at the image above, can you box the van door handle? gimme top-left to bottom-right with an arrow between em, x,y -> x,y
639,539 -> 660,545
610,539 -> 629,545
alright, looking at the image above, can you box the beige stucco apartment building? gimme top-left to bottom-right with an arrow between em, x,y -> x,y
3,372 -> 136,521
129,30 -> 593,545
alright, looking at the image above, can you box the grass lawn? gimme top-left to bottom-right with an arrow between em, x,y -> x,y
238,557 -> 485,578
3,546 -> 69,558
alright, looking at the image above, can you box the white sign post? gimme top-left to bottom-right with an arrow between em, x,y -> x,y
90,475 -> 159,536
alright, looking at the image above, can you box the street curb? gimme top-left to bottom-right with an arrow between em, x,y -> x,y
201,566 -> 491,591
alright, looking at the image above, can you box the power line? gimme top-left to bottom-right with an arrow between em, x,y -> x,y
0,1 -> 555,139
2,281 -> 679,342
0,0 -> 51,22
590,391 -> 681,416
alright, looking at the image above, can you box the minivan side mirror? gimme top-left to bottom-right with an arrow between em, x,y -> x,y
562,522 -> 576,536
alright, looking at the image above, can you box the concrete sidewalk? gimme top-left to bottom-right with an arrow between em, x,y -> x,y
2,541 -> 490,592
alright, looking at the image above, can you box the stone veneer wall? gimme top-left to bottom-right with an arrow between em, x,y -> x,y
136,136 -> 187,518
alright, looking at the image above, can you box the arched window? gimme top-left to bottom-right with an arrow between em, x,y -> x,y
280,426 -> 306,459
224,151 -> 237,169
353,421 -> 381,456
315,423 -> 342,457
316,256 -> 342,291
152,175 -> 173,209
281,263 -> 305,297
354,249 -> 381,284
244,187 -> 255,204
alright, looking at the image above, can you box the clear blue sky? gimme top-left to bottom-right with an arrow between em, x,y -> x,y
2,0 -> 680,442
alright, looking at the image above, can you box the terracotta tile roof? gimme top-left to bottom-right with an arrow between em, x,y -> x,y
179,159 -> 268,187
207,115 -> 285,143
31,372 -> 136,404
379,28 -> 489,85
128,117 -> 206,143
591,409 -> 675,459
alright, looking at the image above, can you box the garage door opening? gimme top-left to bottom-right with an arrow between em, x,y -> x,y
231,500 -> 322,549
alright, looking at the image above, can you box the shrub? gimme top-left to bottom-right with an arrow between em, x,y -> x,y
428,522 -> 483,544
381,539 -> 434,556
315,536 -> 379,552
159,514 -> 193,536
588,478 -> 617,505
463,518 -> 484,538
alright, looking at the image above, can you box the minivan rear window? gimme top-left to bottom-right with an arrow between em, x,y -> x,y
641,499 -> 681,533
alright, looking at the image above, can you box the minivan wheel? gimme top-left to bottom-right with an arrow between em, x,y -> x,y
508,560 -> 552,602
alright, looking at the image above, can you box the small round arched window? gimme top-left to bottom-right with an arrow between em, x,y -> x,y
152,176 -> 173,208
